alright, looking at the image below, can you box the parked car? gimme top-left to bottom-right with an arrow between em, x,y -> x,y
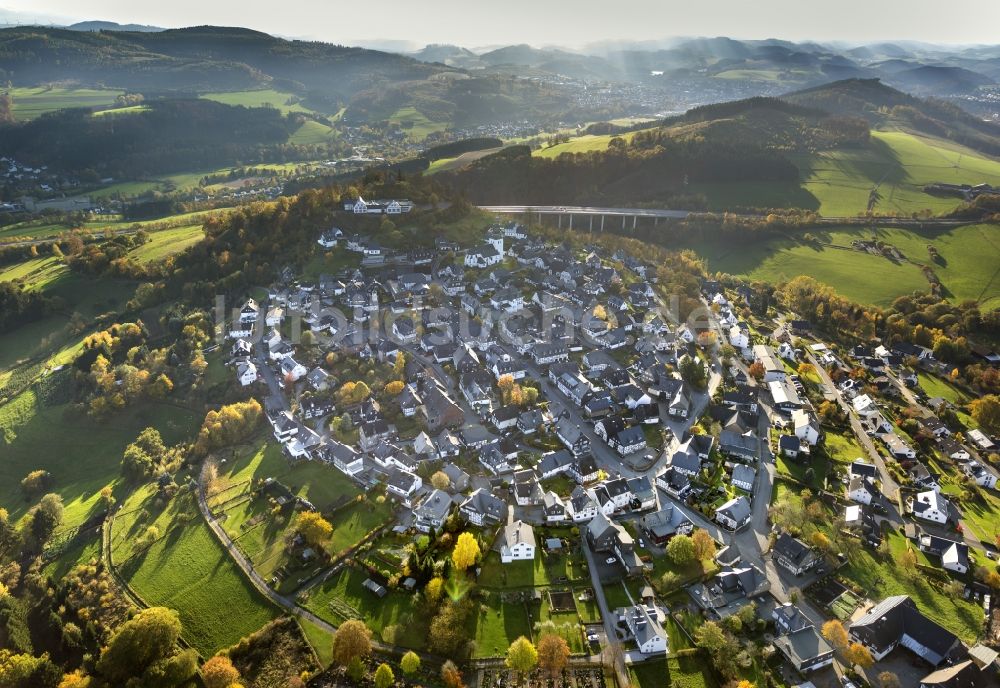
605,557 -> 617,565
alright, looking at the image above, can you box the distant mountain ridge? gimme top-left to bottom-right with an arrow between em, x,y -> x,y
67,20 -> 163,32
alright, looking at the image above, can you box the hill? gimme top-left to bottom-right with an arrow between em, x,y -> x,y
444,83 -> 1000,216
440,96 -> 870,205
890,65 -> 994,95
0,98 -> 309,178
0,25 -> 456,107
67,20 -> 164,32
782,78 -> 1000,157
0,26 -> 586,132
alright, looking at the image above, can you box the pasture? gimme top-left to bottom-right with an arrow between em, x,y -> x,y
130,224 -> 205,262
10,86 -> 124,120
201,89 -> 314,115
288,120 -> 338,145
532,132 -> 638,159
0,388 -> 199,531
426,147 -> 504,174
209,441 -> 392,589
695,129 -> 1000,217
389,106 -> 449,141
114,485 -> 278,655
683,223 -> 1000,308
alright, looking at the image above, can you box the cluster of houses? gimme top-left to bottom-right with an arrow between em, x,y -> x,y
224,217 -> 1000,678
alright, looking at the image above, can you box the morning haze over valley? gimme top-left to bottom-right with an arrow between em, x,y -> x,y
1,2 -> 1000,688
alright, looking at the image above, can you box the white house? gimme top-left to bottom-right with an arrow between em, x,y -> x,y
753,344 -> 786,382
847,475 -> 879,505
962,461 -> 997,489
617,604 -> 668,655
714,496 -> 751,531
238,298 -> 259,325
728,324 -> 750,355
265,306 -> 284,328
910,490 -> 949,524
853,394 -> 879,417
792,408 -> 820,446
317,227 -> 343,248
464,243 -> 502,268
236,361 -> 258,386
500,520 -> 536,563
279,357 -> 308,382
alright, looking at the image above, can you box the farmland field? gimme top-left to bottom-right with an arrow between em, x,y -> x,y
288,120 -> 338,145
10,86 -> 124,120
114,485 -> 278,655
201,89 -> 315,114
533,131 -> 639,159
389,106 -> 449,141
683,223 -> 1000,308
0,389 -> 199,531
695,130 -> 1000,217
426,147 -> 504,174
130,224 -> 205,262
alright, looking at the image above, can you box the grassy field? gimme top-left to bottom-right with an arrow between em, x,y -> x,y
683,223 -> 1000,308
471,598 -> 533,658
302,565 -> 427,649
209,441 -> 391,587
426,147 -> 504,174
533,132 -> 638,159
917,371 -> 972,405
10,86 -> 124,120
693,130 -> 1000,217
389,106 -> 449,141
0,261 -> 136,391
114,485 -> 278,655
297,618 -> 334,667
629,655 -> 716,688
840,529 -> 984,642
130,224 -> 205,262
0,389 -> 199,531
824,431 -> 866,464
201,89 -> 315,115
91,104 -> 150,117
288,120 -> 338,145
683,231 -> 928,307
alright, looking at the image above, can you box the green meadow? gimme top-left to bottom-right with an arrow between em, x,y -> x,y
10,86 -> 124,120
200,88 -> 315,114
113,485 -> 278,655
0,388 -> 199,531
288,120 -> 338,145
130,224 -> 205,262
696,130 -> 1000,216
389,106 -> 449,141
684,223 -> 1000,308
533,131 -> 640,159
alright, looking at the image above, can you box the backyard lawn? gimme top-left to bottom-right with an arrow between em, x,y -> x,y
301,565 -> 427,649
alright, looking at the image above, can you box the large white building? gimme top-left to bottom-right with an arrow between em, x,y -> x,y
500,520 -> 536,563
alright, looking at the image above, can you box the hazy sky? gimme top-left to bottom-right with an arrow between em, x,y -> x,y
7,0 -> 1000,49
